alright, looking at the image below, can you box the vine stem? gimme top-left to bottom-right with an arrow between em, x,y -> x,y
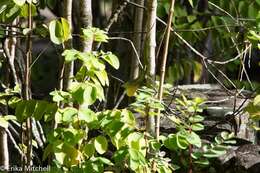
152,0 -> 175,171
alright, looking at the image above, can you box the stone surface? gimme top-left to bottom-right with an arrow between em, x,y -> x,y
161,84 -> 256,143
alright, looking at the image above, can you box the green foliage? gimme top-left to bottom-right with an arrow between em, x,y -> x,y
162,95 -> 235,171
82,27 -> 109,43
14,99 -> 57,122
0,115 -> 16,129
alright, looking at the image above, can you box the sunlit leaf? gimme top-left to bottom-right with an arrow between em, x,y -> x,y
0,117 -> 8,128
193,61 -> 202,82
13,0 -> 26,6
102,52 -> 120,69
94,136 -> 108,154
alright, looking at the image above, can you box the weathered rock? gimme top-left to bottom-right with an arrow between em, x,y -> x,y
218,144 -> 260,173
161,84 -> 256,143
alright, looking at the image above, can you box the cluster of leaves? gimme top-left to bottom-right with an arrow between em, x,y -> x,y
0,0 -> 38,23
160,96 -> 235,172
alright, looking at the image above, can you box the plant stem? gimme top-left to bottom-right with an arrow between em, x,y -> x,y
24,2 -> 33,171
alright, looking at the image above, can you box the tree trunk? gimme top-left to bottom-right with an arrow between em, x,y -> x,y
79,0 -> 93,52
63,0 -> 74,91
130,0 -> 144,80
144,0 -> 157,135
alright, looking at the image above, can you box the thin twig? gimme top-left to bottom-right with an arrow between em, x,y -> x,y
96,0 -> 129,50
109,37 -> 143,69
6,129 -> 25,157
114,91 -> 126,109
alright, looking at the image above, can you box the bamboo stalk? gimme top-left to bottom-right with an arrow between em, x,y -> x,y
152,1 -> 175,172
155,0 -> 175,141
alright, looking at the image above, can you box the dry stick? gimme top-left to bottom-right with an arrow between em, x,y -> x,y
5,129 -> 25,158
96,0 -> 129,50
2,19 -> 20,86
109,37 -> 143,69
156,17 -> 238,95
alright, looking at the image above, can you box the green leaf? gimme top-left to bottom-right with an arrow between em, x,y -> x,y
0,117 -> 8,128
6,5 -> 20,20
189,115 -> 204,123
191,123 -> 204,131
256,0 -> 260,6
211,146 -> 227,155
128,148 -> 146,170
178,131 -> 201,148
4,115 -> 16,121
82,27 -> 108,43
24,100 -> 37,118
188,0 -> 193,7
83,85 -> 97,105
20,3 -> 37,17
49,19 -> 63,44
194,159 -> 209,165
102,52 -> 120,69
13,0 -> 26,6
113,148 -> 128,164
150,140 -> 161,151
22,28 -> 31,35
176,133 -> 189,149
193,61 -> 202,82
47,0 -> 57,9
253,95 -> 260,106
84,143 -> 95,158
95,70 -> 109,86
95,157 -> 114,166
15,101 -> 27,122
94,136 -> 108,154
50,90 -> 71,103
164,134 -> 178,150
220,131 -> 232,140
62,49 -> 79,62
43,144 -> 53,161
44,103 -> 58,122
78,108 -> 97,123
49,18 -> 71,45
61,17 -> 71,41
248,4 -> 258,18
62,107 -> 78,123
203,151 -> 220,158
121,109 -> 136,127
33,101 -> 48,120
